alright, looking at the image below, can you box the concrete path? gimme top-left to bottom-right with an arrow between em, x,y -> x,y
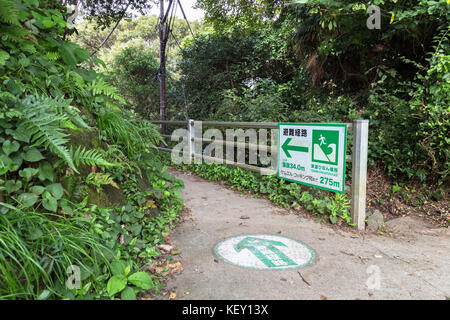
161,170 -> 450,300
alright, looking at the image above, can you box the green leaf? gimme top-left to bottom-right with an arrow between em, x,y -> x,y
106,275 -> 127,296
23,148 -> 45,162
38,161 -> 55,181
59,198 -> 73,214
120,287 -> 136,300
128,223 -> 142,235
19,168 -> 39,179
18,193 -> 38,208
5,128 -> 29,143
19,57 -> 30,67
92,57 -> 106,69
30,185 -> 45,195
2,140 -> 20,156
110,260 -> 127,276
42,191 -> 57,212
9,152 -> 23,170
29,227 -> 43,240
124,265 -> 131,277
59,41 -> 78,66
5,180 -> 22,194
0,155 -> 13,173
127,272 -> 153,290
46,183 -> 64,200
37,289 -> 51,300
0,50 -> 10,66
329,215 -> 338,224
5,79 -> 23,96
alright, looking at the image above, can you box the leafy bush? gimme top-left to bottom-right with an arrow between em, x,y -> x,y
96,108 -> 162,159
176,0 -> 449,188
0,0 -> 184,300
109,47 -> 160,118
364,27 -> 450,184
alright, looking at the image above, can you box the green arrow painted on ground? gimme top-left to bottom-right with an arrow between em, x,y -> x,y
281,138 -> 309,158
234,237 -> 297,267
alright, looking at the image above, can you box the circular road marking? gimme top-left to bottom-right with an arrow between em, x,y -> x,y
215,234 -> 315,270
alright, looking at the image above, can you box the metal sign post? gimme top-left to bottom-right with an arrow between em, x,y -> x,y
351,119 -> 369,230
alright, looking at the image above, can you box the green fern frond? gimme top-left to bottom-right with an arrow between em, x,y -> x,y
100,144 -> 127,164
18,95 -> 77,172
48,95 -> 91,130
135,119 -> 163,147
100,144 -> 141,174
70,145 -> 116,168
0,0 -> 20,26
0,91 -> 19,106
45,52 -> 60,61
88,79 -> 125,104
86,172 -> 119,193
0,25 -> 31,43
66,105 -> 91,129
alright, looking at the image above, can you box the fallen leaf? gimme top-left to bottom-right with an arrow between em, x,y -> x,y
169,292 -> 176,300
157,244 -> 174,252
169,262 -> 183,274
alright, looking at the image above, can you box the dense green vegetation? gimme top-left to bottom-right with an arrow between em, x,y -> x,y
1,0 -> 448,299
179,0 -> 449,187
0,0 -> 183,299
75,0 -> 448,225
76,1 -> 448,187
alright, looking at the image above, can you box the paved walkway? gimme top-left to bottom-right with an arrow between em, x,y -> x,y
160,170 -> 450,300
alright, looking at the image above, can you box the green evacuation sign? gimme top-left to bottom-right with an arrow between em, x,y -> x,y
215,234 -> 315,270
278,123 -> 347,193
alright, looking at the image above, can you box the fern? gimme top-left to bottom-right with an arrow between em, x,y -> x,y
45,52 -> 60,61
63,175 -> 87,203
19,95 -> 77,172
0,0 -> 20,26
70,146 -> 116,168
41,94 -> 92,130
0,25 -> 30,43
96,110 -> 162,158
135,119 -> 162,147
65,105 -> 91,129
100,144 -> 141,174
88,79 -> 125,104
86,172 -> 119,193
